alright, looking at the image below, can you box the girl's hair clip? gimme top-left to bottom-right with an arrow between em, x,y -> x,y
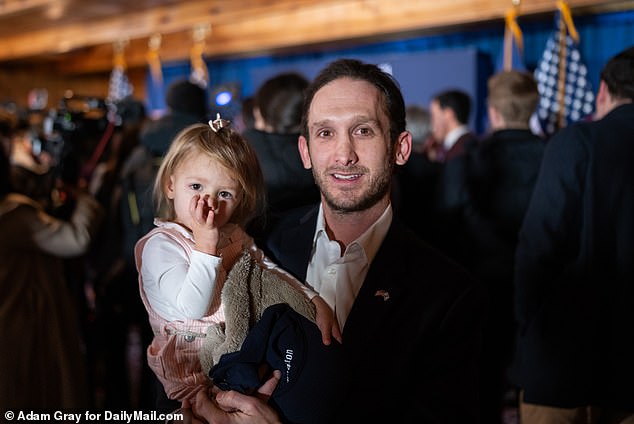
209,113 -> 231,133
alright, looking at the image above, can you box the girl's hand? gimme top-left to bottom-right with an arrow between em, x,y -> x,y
190,194 -> 220,256
311,295 -> 342,345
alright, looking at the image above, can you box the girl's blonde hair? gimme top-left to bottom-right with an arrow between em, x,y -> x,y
153,123 -> 265,227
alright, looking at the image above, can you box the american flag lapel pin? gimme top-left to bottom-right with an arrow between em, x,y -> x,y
374,290 -> 390,301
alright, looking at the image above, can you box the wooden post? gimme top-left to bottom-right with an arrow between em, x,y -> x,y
503,21 -> 512,71
556,12 -> 568,131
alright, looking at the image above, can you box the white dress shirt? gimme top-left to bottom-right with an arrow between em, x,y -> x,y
443,124 -> 470,152
305,203 -> 392,330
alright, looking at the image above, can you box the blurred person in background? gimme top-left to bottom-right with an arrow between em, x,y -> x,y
428,89 -> 477,163
242,72 -> 320,241
426,89 -> 479,266
236,96 -> 256,133
511,45 -> 634,424
0,119 -> 102,409
393,104 -> 442,240
463,70 -> 545,424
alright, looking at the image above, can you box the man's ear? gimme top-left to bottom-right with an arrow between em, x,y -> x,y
488,105 -> 505,129
594,80 -> 611,120
394,131 -> 412,166
298,135 -> 312,169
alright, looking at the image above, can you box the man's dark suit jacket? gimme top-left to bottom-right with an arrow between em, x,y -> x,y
429,132 -> 480,266
444,131 -> 478,162
511,103 -> 634,410
264,205 -> 485,423
464,128 -> 545,282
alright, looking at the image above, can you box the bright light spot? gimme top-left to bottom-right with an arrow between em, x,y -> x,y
215,91 -> 232,106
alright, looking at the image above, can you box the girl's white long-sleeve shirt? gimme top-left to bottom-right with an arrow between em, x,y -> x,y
139,219 -> 315,322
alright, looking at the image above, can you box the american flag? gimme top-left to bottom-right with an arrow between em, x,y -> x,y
534,11 -> 594,136
108,64 -> 133,103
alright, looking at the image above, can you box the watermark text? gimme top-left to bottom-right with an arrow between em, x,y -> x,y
3,410 -> 183,423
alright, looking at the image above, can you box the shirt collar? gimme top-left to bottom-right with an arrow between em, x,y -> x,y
155,218 -> 194,240
444,124 -> 469,151
312,203 -> 392,263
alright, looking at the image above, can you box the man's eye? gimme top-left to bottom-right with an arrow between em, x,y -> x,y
356,127 -> 373,136
190,183 -> 202,190
317,129 -> 332,138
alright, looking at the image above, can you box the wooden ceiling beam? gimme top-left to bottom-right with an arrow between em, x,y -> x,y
3,0 -> 630,75
1,0 -> 323,62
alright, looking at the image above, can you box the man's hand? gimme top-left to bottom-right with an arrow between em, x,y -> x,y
190,371 -> 283,424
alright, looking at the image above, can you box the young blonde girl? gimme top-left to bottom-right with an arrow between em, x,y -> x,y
135,118 -> 337,402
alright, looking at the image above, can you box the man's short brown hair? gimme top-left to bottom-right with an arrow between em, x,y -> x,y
487,71 -> 539,127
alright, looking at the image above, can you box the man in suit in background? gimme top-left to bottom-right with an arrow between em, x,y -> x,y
393,105 -> 443,242
428,89 -> 477,163
511,46 -> 634,424
187,58 -> 485,423
463,70 -> 545,424
426,89 -> 479,267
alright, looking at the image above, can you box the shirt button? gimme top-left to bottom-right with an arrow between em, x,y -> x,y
327,267 -> 336,275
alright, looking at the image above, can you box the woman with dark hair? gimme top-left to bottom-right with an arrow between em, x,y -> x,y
243,72 -> 320,222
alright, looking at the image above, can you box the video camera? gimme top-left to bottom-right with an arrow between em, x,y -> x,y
32,94 -> 110,184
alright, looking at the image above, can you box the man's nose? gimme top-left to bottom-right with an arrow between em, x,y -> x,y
334,135 -> 358,166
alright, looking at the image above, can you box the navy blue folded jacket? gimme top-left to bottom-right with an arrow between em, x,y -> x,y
211,303 -> 350,424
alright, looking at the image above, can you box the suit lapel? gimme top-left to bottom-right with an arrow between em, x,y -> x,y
278,210 -> 408,340
277,207 -> 318,282
343,221 -> 405,338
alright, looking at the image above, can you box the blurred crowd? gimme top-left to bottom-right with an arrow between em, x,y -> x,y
1,45 -> 632,424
